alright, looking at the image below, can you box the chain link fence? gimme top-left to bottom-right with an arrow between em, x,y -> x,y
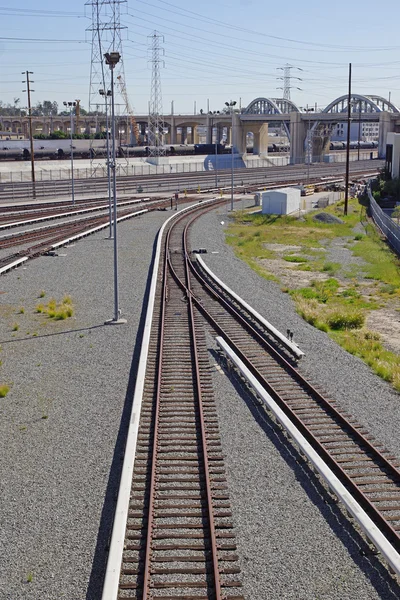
368,185 -> 400,256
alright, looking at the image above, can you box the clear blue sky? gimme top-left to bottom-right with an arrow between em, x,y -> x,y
1,0 -> 400,115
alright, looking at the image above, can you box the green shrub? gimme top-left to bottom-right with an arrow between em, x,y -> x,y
283,255 -> 307,263
327,311 -> 365,330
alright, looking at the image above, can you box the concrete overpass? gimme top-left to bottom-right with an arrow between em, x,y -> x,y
1,94 -> 399,162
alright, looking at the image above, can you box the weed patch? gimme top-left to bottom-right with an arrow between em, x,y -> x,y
36,296 -> 74,320
0,385 -> 10,398
283,255 -> 307,263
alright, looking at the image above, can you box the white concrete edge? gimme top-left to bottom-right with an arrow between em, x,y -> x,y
0,256 -> 28,275
216,335 -> 400,578
51,209 -> 148,250
196,254 -> 304,359
101,196 -> 219,599
0,197 -> 148,231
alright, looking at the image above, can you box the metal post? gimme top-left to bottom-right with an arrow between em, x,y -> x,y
105,51 -> 126,326
23,71 -> 35,198
344,62 -> 352,216
70,107 -> 75,205
105,93 -> 112,238
357,100 -> 361,161
231,109 -> 234,211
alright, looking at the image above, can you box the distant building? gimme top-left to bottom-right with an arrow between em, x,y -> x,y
331,122 -> 379,143
386,133 -> 400,179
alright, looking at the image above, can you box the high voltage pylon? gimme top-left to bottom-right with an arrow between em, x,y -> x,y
277,64 -> 302,100
148,31 -> 166,159
85,0 -> 127,172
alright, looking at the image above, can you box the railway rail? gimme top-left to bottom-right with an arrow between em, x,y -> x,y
103,198 -> 400,599
0,160 -> 383,202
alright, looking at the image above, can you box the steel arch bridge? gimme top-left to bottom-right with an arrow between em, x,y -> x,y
322,93 -> 400,114
243,97 -> 300,115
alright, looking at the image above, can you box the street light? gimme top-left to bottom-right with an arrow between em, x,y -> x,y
209,111 -> 220,189
225,100 -> 236,211
63,101 -> 76,205
104,51 -> 126,325
99,88 -> 113,238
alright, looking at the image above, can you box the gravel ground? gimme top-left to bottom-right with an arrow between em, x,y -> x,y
191,200 -> 400,599
0,207 -> 173,599
2,197 -> 400,600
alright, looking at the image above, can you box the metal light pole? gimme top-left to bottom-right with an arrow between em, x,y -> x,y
225,100 -> 237,211
344,62 -> 352,216
100,88 -> 113,238
104,51 -> 126,325
63,101 -> 76,205
209,111 -> 220,189
22,71 -> 35,198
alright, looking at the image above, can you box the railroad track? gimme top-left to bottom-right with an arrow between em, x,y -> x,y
105,198 -> 400,599
0,160 -> 383,202
117,200 -> 243,599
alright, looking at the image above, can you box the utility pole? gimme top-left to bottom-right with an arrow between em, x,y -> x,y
22,70 -> 35,198
344,62 -> 352,216
225,100 -> 237,211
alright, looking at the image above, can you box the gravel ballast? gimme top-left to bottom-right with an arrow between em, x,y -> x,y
1,198 -> 400,599
0,209 -> 171,599
191,201 -> 400,599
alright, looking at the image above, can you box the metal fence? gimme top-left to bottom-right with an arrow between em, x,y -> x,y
368,185 -> 400,255
0,150 -> 378,184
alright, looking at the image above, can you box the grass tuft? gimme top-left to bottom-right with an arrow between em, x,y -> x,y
0,385 -> 10,398
36,296 -> 74,320
283,255 -> 307,263
12,323 -> 19,331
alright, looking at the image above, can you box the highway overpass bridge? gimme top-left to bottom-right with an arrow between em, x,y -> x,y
1,94 -> 399,163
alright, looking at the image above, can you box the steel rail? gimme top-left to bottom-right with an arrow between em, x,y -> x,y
162,208 -> 400,557
141,219 -> 169,598
185,274 -> 400,553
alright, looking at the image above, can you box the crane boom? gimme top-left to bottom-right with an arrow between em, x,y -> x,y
116,75 -> 141,145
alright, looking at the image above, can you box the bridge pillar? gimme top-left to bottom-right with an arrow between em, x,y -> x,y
206,115 -> 211,144
193,125 -> 199,144
170,117 -> 176,144
378,111 -> 394,159
253,123 -> 269,155
290,112 -> 307,164
232,113 -> 247,155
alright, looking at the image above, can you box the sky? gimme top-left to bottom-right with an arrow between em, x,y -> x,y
1,0 -> 400,116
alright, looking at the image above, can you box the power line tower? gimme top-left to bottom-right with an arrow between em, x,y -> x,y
277,64 -> 302,100
86,0 -> 127,172
148,31 -> 166,159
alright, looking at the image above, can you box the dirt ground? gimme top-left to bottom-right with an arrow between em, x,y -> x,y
257,240 -> 400,354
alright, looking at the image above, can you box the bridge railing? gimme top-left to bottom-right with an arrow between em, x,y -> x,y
367,185 -> 400,255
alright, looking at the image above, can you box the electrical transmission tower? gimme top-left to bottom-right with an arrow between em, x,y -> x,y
86,0 -> 127,172
148,31 -> 166,159
277,64 -> 302,100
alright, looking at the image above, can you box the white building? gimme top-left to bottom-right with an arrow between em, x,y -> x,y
261,187 -> 301,215
386,132 -> 400,179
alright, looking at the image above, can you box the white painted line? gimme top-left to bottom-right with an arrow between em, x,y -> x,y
101,196 -> 219,599
216,335 -> 400,578
0,197 -> 149,231
196,254 -> 304,359
0,256 -> 28,275
51,209 -> 148,250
